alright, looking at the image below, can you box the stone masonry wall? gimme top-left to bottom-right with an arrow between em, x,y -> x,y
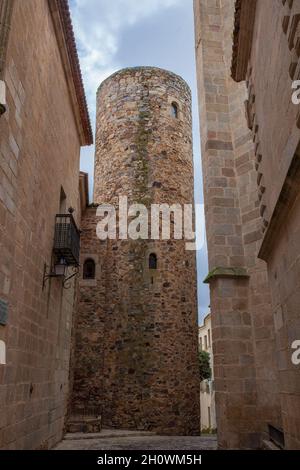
245,0 -> 300,449
194,0 -> 281,448
71,206 -> 105,415
71,67 -> 200,435
0,0 -> 82,449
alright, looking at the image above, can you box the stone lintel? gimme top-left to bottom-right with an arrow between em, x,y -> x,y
231,0 -> 257,82
203,266 -> 249,284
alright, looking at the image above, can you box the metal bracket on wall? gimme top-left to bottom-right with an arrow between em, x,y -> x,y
62,267 -> 80,289
42,263 -> 80,290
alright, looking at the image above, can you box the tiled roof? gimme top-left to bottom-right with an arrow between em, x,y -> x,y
57,0 -> 93,145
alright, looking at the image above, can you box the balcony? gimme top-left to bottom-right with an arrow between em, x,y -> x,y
53,214 -> 80,267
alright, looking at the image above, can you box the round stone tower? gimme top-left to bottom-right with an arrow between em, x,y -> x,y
76,67 -> 200,435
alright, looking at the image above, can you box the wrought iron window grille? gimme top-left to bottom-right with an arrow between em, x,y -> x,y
43,211 -> 81,290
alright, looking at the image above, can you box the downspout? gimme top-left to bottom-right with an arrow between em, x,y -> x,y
0,0 -> 15,115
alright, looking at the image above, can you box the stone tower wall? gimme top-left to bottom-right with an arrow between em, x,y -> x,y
72,67 -> 200,435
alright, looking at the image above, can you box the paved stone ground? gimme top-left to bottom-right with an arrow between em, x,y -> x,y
54,430 -> 217,450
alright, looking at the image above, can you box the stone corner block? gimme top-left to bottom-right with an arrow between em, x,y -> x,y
203,266 -> 249,284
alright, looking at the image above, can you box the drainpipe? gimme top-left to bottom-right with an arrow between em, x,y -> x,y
0,0 -> 15,116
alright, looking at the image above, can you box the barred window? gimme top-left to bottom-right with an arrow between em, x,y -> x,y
83,258 -> 96,280
149,253 -> 157,270
171,102 -> 178,119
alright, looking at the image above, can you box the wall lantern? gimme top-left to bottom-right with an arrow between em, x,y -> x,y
43,209 -> 80,290
54,257 -> 68,277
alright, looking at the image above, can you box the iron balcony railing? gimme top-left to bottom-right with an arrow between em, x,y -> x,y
53,214 -> 80,266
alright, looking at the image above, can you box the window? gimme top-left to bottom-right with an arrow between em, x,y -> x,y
208,329 -> 211,348
204,335 -> 208,350
83,258 -> 96,280
199,337 -> 202,351
149,253 -> 157,270
170,102 -> 178,119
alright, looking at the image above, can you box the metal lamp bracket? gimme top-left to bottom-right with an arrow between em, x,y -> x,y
42,263 -> 80,290
62,266 -> 80,289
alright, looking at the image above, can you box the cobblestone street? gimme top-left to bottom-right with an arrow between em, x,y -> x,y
54,430 -> 217,450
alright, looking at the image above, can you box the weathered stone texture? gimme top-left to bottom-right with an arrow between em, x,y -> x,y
243,0 -> 300,449
194,0 -> 281,449
71,67 -> 200,435
0,0 -> 88,449
71,206 -> 105,417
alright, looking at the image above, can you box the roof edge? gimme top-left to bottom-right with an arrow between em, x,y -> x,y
48,0 -> 93,146
204,266 -> 249,284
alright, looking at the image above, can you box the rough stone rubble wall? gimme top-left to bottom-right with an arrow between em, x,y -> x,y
71,67 -> 200,435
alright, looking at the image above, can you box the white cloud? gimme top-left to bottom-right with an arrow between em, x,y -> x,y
70,0 -> 185,118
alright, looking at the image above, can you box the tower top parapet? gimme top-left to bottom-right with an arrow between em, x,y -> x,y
97,66 -> 191,96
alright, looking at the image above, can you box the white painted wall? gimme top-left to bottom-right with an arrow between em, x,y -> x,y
0,81 -> 6,113
0,340 -> 6,365
199,313 -> 217,431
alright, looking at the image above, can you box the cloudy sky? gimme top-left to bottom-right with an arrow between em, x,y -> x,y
69,0 -> 209,322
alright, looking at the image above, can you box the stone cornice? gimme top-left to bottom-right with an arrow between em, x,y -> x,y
97,66 -> 192,96
204,267 -> 249,284
231,0 -> 257,82
48,0 -> 93,146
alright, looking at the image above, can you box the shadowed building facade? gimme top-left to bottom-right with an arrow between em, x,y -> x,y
194,0 -> 300,450
194,0 -> 281,449
231,0 -> 300,450
0,0 -> 92,449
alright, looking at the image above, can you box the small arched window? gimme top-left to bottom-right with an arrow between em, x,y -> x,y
149,253 -> 157,270
83,258 -> 96,280
171,102 -> 178,119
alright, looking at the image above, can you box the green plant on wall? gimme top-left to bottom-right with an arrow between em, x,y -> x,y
199,350 -> 211,382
